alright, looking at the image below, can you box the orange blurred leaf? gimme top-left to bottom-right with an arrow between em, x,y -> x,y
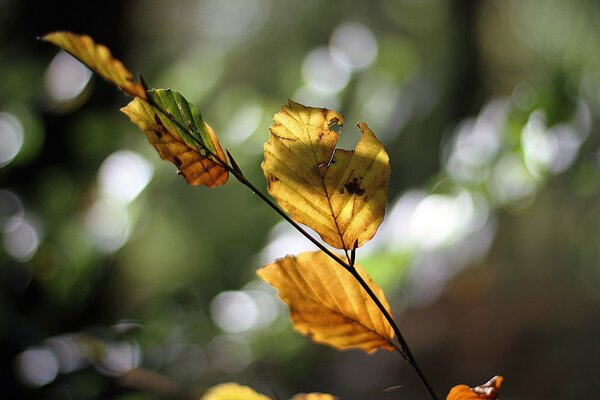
41,31 -> 146,99
263,100 -> 390,250
257,250 -> 395,353
446,376 -> 504,400
121,92 -> 228,187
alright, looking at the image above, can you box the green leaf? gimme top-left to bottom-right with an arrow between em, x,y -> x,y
121,91 -> 229,187
146,89 -> 220,156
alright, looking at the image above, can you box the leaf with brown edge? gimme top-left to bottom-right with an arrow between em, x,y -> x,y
199,383 -> 270,400
291,394 -> 338,400
263,100 -> 390,250
121,95 -> 228,187
257,250 -> 395,353
41,31 -> 146,99
446,376 -> 504,400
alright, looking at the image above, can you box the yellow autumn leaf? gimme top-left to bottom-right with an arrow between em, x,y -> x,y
200,383 -> 270,400
263,100 -> 390,250
257,251 -> 395,353
291,394 -> 338,400
121,95 -> 228,187
41,31 -> 146,99
446,376 -> 503,400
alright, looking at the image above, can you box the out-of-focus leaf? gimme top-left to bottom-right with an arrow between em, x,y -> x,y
199,383 -> 337,400
41,31 -> 146,99
291,394 -> 338,400
263,100 -> 390,250
121,94 -> 229,187
446,376 -> 504,400
257,250 -> 395,353
200,383 -> 270,400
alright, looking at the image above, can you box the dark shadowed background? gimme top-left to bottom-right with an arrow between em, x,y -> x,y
1,0 -> 599,399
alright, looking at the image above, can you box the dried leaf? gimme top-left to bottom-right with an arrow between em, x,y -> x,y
200,383 -> 270,400
41,31 -> 146,99
257,251 -> 395,353
121,93 -> 228,187
291,394 -> 338,400
263,100 -> 390,250
446,376 -> 504,400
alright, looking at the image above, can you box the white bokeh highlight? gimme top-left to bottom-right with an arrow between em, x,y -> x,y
0,111 -> 25,167
330,22 -> 378,72
44,51 -> 92,104
98,150 -> 153,204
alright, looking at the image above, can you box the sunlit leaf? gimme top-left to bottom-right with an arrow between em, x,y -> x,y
41,31 -> 146,99
263,100 -> 390,250
291,394 -> 338,400
199,383 -> 338,400
257,250 -> 395,353
446,376 -> 503,400
121,92 -> 229,187
200,383 -> 270,400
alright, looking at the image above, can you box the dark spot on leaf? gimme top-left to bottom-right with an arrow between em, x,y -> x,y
344,177 -> 365,196
270,176 -> 279,182
154,114 -> 164,127
338,188 -> 345,194
173,156 -> 183,166
153,128 -> 163,138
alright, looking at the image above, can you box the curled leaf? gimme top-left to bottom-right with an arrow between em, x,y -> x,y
121,92 -> 228,187
41,31 -> 146,99
446,376 -> 504,400
263,100 -> 390,250
200,383 -> 270,400
257,251 -> 395,353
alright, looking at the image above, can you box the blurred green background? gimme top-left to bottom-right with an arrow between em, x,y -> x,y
1,0 -> 600,399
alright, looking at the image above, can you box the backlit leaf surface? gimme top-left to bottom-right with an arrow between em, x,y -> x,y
263,100 -> 390,250
121,92 -> 228,187
446,376 -> 503,400
42,31 -> 146,99
200,383 -> 269,400
257,251 -> 395,353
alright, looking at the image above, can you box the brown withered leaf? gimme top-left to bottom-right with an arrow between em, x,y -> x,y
42,31 -> 146,99
257,251 -> 395,353
263,100 -> 390,250
446,376 -> 504,400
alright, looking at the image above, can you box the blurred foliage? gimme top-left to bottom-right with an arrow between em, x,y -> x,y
1,0 -> 600,399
